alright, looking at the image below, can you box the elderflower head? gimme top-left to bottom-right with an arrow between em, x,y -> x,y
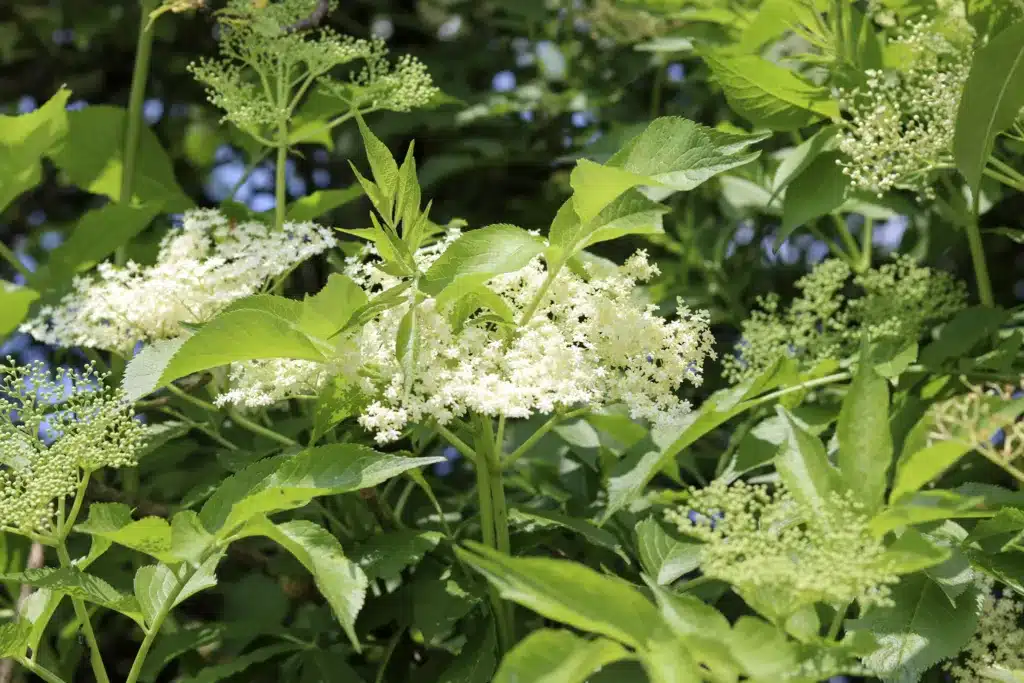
0,361 -> 146,534
667,480 -> 899,619
219,231 -> 716,442
837,16 -> 974,198
21,209 -> 336,355
723,256 -> 965,383
945,576 -> 1024,683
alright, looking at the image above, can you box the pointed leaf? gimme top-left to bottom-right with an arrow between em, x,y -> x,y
494,629 -> 629,683
954,20 -> 1024,198
134,554 -> 221,626
836,351 -> 893,512
285,185 -> 363,222
0,88 -> 70,212
0,282 -> 38,337
775,407 -> 840,510
635,518 -> 701,586
4,566 -> 144,625
422,224 -> 545,296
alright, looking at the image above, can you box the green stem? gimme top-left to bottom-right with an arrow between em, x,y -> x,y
517,265 -> 561,327
473,418 -> 514,654
747,372 -> 850,409
435,422 -> 477,463
116,0 -> 159,265
982,166 -> 1024,191
0,241 -> 31,280
831,214 -> 861,265
828,603 -> 849,640
503,407 -> 589,469
14,658 -> 67,683
965,203 -> 995,307
274,138 -> 288,232
987,155 -> 1024,188
859,217 -> 873,272
227,408 -> 298,447
55,545 -> 109,683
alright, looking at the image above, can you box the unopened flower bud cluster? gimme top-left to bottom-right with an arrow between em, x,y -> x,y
668,480 -> 899,617
20,210 -> 336,355
837,17 -> 973,198
724,256 -> 965,382
0,361 -> 146,534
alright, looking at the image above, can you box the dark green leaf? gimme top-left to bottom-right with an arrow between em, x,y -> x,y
779,152 -> 849,242
836,351 -> 892,512
493,629 -> 629,683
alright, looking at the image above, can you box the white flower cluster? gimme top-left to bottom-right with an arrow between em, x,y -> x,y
946,577 -> 1024,683
21,210 -> 336,355
215,358 -> 338,409
325,234 -> 715,444
837,18 -> 973,198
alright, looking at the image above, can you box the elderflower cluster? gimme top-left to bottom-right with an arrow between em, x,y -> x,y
837,17 -> 973,198
190,0 -> 437,130
216,231 -> 715,441
21,210 -> 336,355
724,256 -> 966,382
945,577 -> 1024,683
214,359 -> 339,409
667,481 -> 899,619
0,361 -> 146,534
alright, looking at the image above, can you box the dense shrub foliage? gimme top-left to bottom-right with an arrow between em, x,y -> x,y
1,1 -> 1023,682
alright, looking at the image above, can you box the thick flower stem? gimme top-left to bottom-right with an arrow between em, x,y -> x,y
275,137 -> 288,232
965,210 -> 995,307
117,0 -> 159,265
473,420 -> 514,654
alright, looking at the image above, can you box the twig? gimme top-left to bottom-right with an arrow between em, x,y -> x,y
0,542 -> 46,683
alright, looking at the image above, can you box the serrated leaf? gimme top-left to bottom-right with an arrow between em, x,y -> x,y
880,529 -> 951,574
355,115 -> 398,213
74,502 -> 175,562
494,629 -> 629,683
122,309 -> 327,400
134,554 -> 221,626
422,224 -> 545,296
890,440 -> 974,504
350,530 -> 443,582
456,542 -> 665,649
703,51 -> 840,130
836,351 -> 892,512
49,105 -> 192,210
635,518 -> 701,586
919,306 -> 1009,367
198,444 -> 444,534
851,573 -> 982,682
237,517 -> 368,650
953,20 -> 1024,199
551,189 -> 669,256
285,185 -> 363,222
302,273 -> 367,338
4,566 -> 144,625
775,407 -> 840,511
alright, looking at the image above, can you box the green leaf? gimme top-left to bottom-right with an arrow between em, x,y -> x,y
4,567 -> 143,625
779,151 -> 849,241
49,105 -> 192,211
968,549 -> 1024,597
285,185 -> 363,222
604,117 -> 767,199
703,51 -> 840,131
869,491 -> 990,535
310,376 -> 367,444
550,189 -> 669,257
726,617 -> 800,679
774,407 -> 840,510
436,622 -> 497,683
139,622 -> 226,681
30,203 -> 161,291
178,643 -> 298,683
836,351 -> 892,512
199,444 -> 444,534
0,621 -> 29,658
456,542 -> 665,648
954,20 -> 1024,198
422,224 -> 545,296
355,116 -> 398,211
0,281 -> 38,337
74,502 -> 175,562
302,273 -> 368,338
644,579 -> 731,641
851,573 -> 982,682
569,159 -> 655,223
0,88 -> 70,212
890,440 -> 973,504
134,554 -> 221,627
494,629 -> 629,683
635,518 -> 701,586
770,125 -> 840,202
237,518 -> 368,650
920,306 -> 1009,367
350,530 -> 442,582
640,637 -> 703,683
122,309 -> 327,400
880,529 -> 952,574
